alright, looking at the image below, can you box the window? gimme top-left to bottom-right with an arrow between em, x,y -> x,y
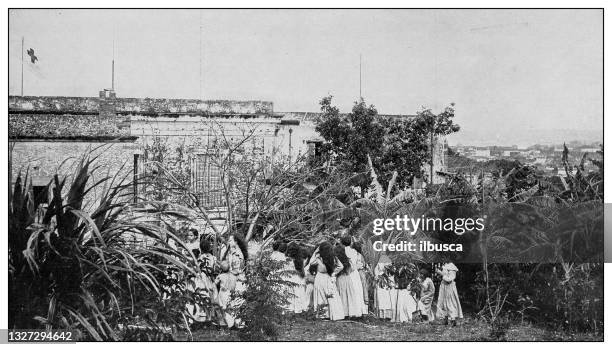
192,153 -> 225,208
306,141 -> 323,158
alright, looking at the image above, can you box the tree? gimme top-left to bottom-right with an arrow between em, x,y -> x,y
315,96 -> 460,194
410,104 -> 460,184
315,96 -> 385,195
378,117 -> 429,191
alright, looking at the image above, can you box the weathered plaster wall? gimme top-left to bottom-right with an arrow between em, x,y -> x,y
10,142 -> 137,186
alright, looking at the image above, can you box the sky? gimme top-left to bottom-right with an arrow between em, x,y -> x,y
8,9 -> 603,146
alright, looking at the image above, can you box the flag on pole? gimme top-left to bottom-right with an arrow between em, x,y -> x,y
19,39 -> 45,95
27,48 -> 38,63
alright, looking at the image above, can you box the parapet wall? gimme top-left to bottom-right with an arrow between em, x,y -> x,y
9,95 -> 275,140
8,95 -> 274,115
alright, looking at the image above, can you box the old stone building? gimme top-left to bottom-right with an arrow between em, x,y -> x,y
9,91 -> 447,211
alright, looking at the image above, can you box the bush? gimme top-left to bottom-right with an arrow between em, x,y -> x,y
473,263 -> 603,334
8,154 -> 200,340
236,250 -> 292,341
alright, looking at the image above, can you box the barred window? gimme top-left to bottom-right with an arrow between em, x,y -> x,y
192,153 -> 225,208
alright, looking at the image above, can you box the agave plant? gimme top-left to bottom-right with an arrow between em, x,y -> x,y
9,153 -> 198,340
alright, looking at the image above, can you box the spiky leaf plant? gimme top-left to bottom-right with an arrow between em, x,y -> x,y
9,153 -> 199,340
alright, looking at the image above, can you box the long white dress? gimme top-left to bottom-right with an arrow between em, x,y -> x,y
345,246 -> 368,315
436,263 -> 463,320
420,277 -> 436,321
310,256 -> 345,320
391,289 -> 418,323
284,259 -> 306,313
336,267 -> 362,317
304,272 -> 315,310
215,272 -> 237,328
187,253 -> 217,322
355,253 -> 370,313
374,262 -> 393,319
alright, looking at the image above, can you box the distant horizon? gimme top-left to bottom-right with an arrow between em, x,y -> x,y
9,92 -> 602,147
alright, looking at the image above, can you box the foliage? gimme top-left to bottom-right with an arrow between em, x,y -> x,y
410,105 -> 460,184
559,143 -> 603,202
472,263 -> 603,334
315,96 -> 385,192
378,117 -> 429,191
384,261 -> 420,295
315,96 -> 459,193
236,250 -> 292,340
9,153 -> 198,340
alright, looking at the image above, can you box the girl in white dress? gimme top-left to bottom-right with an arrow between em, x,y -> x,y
215,261 -> 237,328
285,243 -> 307,313
341,236 -> 368,316
374,255 -> 393,319
189,238 -> 218,322
222,234 -> 248,327
352,242 -> 370,314
391,273 -> 418,323
335,244 -> 362,318
305,263 -> 316,310
307,242 -> 345,320
419,268 -> 436,323
436,262 -> 463,326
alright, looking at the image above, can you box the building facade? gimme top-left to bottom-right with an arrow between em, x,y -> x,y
9,92 -> 447,210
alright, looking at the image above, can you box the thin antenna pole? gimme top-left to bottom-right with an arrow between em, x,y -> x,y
359,54 -> 362,99
199,11 -> 203,100
112,26 -> 115,90
21,37 -> 24,96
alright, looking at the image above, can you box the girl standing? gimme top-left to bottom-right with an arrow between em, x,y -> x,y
374,255 -> 393,319
352,242 -> 370,314
223,233 -> 249,327
226,234 -> 248,293
192,238 -> 218,322
285,243 -> 307,314
341,237 -> 368,316
215,261 -> 237,328
305,263 -> 317,311
390,274 -> 417,323
308,242 -> 345,320
334,244 -> 362,318
436,262 -> 463,326
419,268 -> 436,323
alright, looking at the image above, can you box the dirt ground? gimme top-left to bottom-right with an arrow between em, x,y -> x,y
187,314 -> 603,342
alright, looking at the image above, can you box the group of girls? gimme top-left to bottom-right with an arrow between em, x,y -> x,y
374,258 -> 463,325
181,228 -> 463,328
186,232 -> 249,328
270,237 -> 369,320
271,236 -> 463,326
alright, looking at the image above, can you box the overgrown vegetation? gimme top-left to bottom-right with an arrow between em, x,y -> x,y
9,153 -> 199,340
236,250 -> 292,340
9,94 -> 603,341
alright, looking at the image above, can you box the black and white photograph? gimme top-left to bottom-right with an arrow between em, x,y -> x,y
3,5 -> 607,343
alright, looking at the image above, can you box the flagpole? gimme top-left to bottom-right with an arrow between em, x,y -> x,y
199,11 -> 203,100
21,37 -> 24,96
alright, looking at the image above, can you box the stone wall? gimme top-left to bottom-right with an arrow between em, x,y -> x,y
9,95 -> 274,116
9,114 -> 131,140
